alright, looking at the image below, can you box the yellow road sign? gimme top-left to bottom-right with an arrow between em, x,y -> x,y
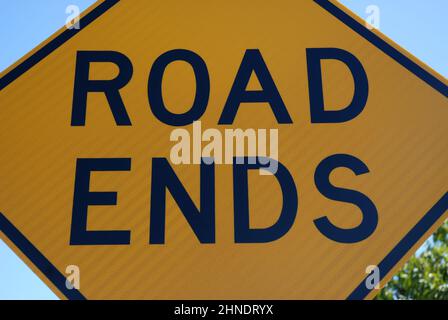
0,0 -> 447,300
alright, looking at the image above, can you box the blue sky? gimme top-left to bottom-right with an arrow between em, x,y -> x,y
0,0 -> 446,299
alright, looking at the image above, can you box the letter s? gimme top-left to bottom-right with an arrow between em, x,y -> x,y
314,154 -> 378,243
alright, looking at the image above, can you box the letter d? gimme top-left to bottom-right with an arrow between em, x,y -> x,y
306,48 -> 368,123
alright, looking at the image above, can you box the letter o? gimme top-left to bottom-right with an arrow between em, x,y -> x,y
148,49 -> 210,126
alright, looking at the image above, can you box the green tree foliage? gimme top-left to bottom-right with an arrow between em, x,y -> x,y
376,220 -> 448,300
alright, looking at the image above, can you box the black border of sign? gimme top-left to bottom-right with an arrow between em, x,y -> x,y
0,0 -> 447,300
314,0 -> 447,98
0,0 -> 120,91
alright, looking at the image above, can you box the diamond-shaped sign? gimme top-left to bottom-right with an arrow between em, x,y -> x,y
0,0 -> 446,299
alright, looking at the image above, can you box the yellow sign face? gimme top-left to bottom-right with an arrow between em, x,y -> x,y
0,0 -> 447,300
